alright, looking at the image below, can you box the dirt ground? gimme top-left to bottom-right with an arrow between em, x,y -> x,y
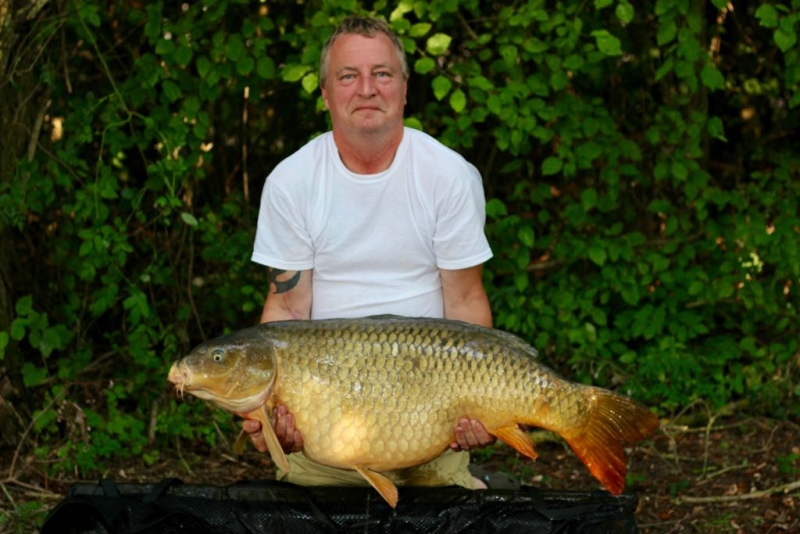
2,416 -> 798,533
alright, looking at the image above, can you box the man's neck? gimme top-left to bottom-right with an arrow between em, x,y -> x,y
333,127 -> 404,174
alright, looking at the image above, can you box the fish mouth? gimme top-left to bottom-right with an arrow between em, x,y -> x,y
167,362 -> 187,398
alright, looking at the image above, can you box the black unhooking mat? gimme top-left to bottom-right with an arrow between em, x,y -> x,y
41,478 -> 641,534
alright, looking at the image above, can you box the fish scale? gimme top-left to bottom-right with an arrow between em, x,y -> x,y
168,315 -> 660,508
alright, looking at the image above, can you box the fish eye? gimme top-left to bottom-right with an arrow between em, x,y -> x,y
212,349 -> 224,362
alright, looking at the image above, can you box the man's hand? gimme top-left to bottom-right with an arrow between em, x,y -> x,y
242,404 -> 304,454
450,418 -> 497,451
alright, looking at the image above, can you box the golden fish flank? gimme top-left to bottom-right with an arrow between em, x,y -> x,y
168,315 -> 660,508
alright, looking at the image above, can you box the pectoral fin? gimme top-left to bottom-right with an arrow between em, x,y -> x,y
353,466 -> 399,508
494,425 -> 538,461
245,405 -> 290,473
233,429 -> 249,455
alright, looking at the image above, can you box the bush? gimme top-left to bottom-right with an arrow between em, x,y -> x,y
1,0 -> 798,476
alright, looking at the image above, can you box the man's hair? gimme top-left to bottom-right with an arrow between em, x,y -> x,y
319,16 -> 409,87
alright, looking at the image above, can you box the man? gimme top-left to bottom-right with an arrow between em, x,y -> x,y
246,15 -> 501,490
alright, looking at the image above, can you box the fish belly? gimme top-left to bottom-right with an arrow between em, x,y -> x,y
271,323 -> 531,472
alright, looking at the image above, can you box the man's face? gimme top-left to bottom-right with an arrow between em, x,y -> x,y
321,32 -> 408,137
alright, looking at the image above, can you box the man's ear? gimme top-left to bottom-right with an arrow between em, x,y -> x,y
321,86 -> 330,110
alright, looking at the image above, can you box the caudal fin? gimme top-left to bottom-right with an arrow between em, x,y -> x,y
561,388 -> 659,494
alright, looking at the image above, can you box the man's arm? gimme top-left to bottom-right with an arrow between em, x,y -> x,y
440,265 -> 497,451
440,265 -> 492,327
246,268 -> 312,454
260,268 -> 313,322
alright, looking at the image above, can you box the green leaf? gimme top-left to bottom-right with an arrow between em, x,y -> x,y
196,56 -> 212,79
236,56 -> 255,76
657,21 -> 677,46
144,10 -> 161,42
584,322 -> 597,343
155,38 -> 175,55
701,64 -> 725,90
301,73 -> 318,94
225,35 -> 246,62
485,198 -> 507,217
595,0 -> 614,7
79,3 -> 102,27
774,28 -> 797,52
39,325 -> 71,357
581,188 -> 598,211
563,54 -> 585,71
173,44 -> 193,67
588,245 -> 607,266
755,5 -> 779,28
688,280 -> 705,296
518,226 -> 535,248
404,116 -> 424,131
449,89 -> 466,112
22,362 -> 47,387
162,80 -> 181,102
390,1 -> 414,21
707,116 -> 727,141
432,75 -> 452,100
414,57 -> 435,74
655,58 -> 674,81
10,319 -> 25,341
282,64 -> 310,82
542,157 -> 562,175
790,90 -> 800,109
576,142 -> 603,165
0,332 -> 8,359
257,57 -> 276,79
500,45 -> 518,66
181,212 -> 198,226
426,33 -> 452,56
409,23 -> 432,37
513,271 -> 529,293
671,160 -> 688,181
616,3 -> 635,24
591,30 -> 622,56
15,295 -> 33,315
654,0 -> 674,16
549,70 -> 569,91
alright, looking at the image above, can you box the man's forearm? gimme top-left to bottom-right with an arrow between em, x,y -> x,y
261,268 -> 312,323
444,293 -> 492,328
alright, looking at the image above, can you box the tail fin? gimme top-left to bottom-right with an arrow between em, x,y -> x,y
561,388 -> 659,494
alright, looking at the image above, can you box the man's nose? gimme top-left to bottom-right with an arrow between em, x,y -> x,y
357,75 -> 377,96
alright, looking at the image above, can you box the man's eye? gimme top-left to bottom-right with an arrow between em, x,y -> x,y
375,71 -> 390,78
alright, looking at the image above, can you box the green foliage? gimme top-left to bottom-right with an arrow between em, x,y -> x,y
2,0 -> 799,477
0,500 -> 50,534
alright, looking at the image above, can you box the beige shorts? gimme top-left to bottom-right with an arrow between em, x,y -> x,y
276,449 -> 475,489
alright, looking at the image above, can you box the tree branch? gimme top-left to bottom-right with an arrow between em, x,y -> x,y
679,479 -> 800,504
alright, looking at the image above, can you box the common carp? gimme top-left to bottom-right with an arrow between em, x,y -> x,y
167,316 -> 659,507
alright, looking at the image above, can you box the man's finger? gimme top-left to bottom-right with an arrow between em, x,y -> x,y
242,419 -> 267,453
243,419 -> 261,434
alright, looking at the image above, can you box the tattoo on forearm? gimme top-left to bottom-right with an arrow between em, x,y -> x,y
269,269 -> 301,294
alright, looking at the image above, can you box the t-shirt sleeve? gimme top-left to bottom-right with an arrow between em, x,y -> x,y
251,176 -> 315,270
433,163 -> 493,270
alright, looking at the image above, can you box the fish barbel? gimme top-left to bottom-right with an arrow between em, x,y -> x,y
167,316 -> 659,507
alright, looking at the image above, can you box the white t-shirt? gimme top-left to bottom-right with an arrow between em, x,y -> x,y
252,127 -> 493,320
